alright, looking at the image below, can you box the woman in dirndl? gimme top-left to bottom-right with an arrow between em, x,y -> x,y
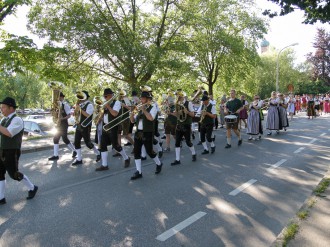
307,95 -> 315,119
324,94 -> 330,114
295,95 -> 301,112
239,95 -> 248,129
266,91 -> 280,135
247,95 -> 263,140
287,94 -> 296,121
278,93 -> 289,131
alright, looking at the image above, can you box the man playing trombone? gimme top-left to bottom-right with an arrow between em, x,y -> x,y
72,90 -> 100,166
95,88 -> 130,171
170,91 -> 197,166
129,90 -> 163,180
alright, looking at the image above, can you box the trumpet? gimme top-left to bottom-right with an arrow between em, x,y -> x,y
199,107 -> 207,123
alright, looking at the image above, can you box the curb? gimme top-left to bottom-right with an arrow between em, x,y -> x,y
21,143 -> 66,154
270,170 -> 330,247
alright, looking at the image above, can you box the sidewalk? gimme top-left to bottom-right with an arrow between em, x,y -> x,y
272,171 -> 330,247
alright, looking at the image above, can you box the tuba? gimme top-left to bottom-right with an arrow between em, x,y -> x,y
48,81 -> 65,126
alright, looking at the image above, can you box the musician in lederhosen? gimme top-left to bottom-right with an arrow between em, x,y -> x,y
49,92 -> 76,161
197,95 -> 217,154
163,93 -> 176,152
95,88 -> 130,171
118,90 -> 134,147
171,91 -> 196,165
130,91 -> 163,180
0,97 -> 38,205
72,90 -> 100,166
224,89 -> 243,148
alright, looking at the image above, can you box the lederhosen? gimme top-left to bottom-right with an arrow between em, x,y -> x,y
100,101 -> 123,152
74,102 -> 94,149
164,105 -> 177,135
0,115 -> 24,181
134,105 -> 157,159
200,104 -> 214,142
175,101 -> 193,147
54,102 -> 70,144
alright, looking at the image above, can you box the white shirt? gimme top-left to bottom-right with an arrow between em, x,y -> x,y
104,100 -> 121,124
196,103 -> 216,116
61,101 -> 71,115
137,104 -> 158,130
79,101 -> 94,122
2,112 -> 24,137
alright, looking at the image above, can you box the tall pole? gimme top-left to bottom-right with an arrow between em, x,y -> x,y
276,43 -> 299,92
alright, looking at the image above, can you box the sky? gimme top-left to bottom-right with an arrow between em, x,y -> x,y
1,1 -> 329,64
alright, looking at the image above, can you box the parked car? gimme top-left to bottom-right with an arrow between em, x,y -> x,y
23,120 -> 57,137
25,115 -> 47,120
23,109 -> 33,114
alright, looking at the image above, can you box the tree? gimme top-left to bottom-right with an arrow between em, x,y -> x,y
0,0 -> 29,23
263,0 -> 330,24
307,28 -> 330,85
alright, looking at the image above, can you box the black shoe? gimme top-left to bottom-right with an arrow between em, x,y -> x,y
158,151 -> 163,158
276,130 -> 280,134
48,156 -> 59,161
141,156 -> 147,161
96,154 -> 101,162
72,159 -> 83,166
72,151 -> 77,158
171,160 -> 181,166
124,157 -> 131,168
124,142 -> 132,146
0,198 -> 6,205
131,171 -> 143,180
202,149 -> 209,155
95,166 -> 109,171
225,144 -> 231,149
238,139 -> 242,146
26,186 -> 38,200
155,163 -> 163,174
113,153 -> 121,157
192,154 -> 196,161
211,146 -> 215,154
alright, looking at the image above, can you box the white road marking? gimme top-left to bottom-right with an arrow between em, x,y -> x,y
156,211 -> 207,241
268,159 -> 287,170
309,138 -> 317,144
294,147 -> 305,154
229,179 -> 257,196
320,133 -> 326,137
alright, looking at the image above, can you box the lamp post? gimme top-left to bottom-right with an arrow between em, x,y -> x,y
276,42 -> 299,92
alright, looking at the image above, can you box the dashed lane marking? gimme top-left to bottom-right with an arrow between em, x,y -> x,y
229,179 -> 257,196
309,138 -> 317,144
294,147 -> 305,154
320,133 -> 326,137
268,159 -> 287,170
156,211 -> 207,241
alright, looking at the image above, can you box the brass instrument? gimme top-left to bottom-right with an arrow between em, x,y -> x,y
48,81 -> 65,126
191,85 -> 205,103
74,91 -> 88,125
140,85 -> 152,92
199,106 -> 207,123
175,91 -> 187,122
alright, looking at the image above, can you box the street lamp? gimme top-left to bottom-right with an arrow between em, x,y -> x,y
276,42 -> 299,92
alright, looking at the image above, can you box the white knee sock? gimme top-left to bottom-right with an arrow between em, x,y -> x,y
76,148 -> 82,161
93,146 -> 100,155
101,151 -> 108,167
153,156 -> 161,166
189,146 -> 196,155
202,142 -> 208,150
227,138 -> 231,145
119,149 -> 129,160
154,143 -> 162,152
0,180 -> 5,199
22,175 -> 34,191
54,144 -> 59,156
67,142 -> 75,152
210,141 -> 215,148
175,147 -> 180,161
135,159 -> 142,173
141,145 -> 146,157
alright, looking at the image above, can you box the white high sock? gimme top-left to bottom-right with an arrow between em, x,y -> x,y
189,146 -> 196,155
210,141 -> 215,148
153,156 -> 161,166
175,147 -> 180,161
141,145 -> 146,157
101,151 -> 108,167
22,175 -> 34,191
227,138 -> 231,145
135,159 -> 142,173
93,146 -> 100,155
120,149 -> 129,160
67,142 -> 75,152
0,180 -> 5,200
54,144 -> 59,156
76,148 -> 82,161
202,142 -> 208,150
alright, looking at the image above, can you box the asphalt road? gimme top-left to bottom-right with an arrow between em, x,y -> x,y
1,113 -> 329,247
